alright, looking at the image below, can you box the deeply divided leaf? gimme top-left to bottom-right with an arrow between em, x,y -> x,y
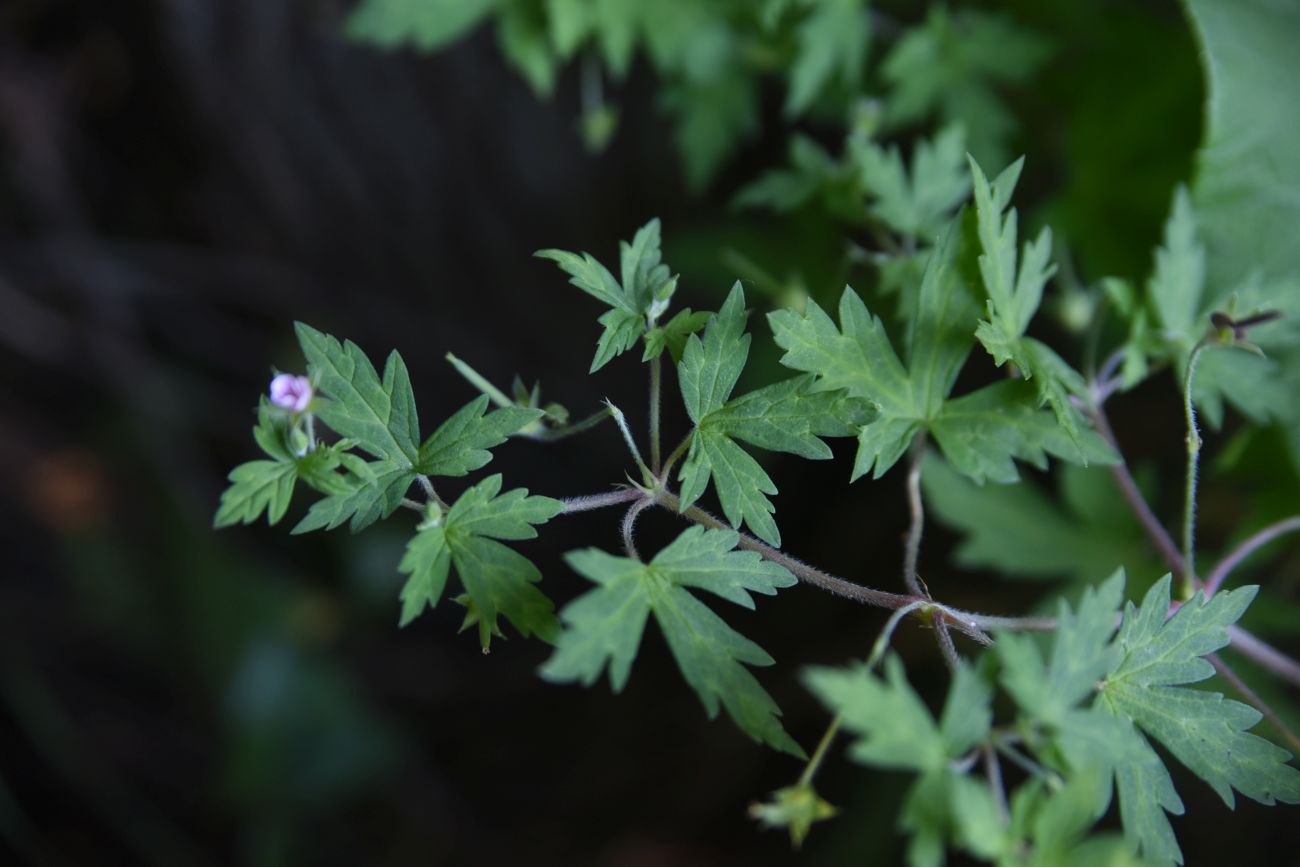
397,474 -> 562,648
541,526 -> 801,756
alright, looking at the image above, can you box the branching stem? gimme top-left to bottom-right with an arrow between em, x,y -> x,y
1083,402 -> 1187,576
651,490 -> 1042,645
1204,515 -> 1300,597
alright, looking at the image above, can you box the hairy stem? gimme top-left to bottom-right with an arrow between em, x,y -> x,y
606,400 -> 651,478
621,498 -> 653,561
656,490 -> 913,608
1209,654 -> 1300,752
902,433 -> 928,597
933,619 -> 960,671
651,490 -> 1025,645
649,354 -> 662,473
1084,402 -> 1187,576
1181,339 -> 1212,597
559,488 -> 647,514
1204,515 -> 1300,597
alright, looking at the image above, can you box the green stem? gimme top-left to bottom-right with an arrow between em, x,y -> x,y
902,433 -> 927,597
416,474 -> 449,511
659,431 -> 693,483
796,601 -> 926,789
797,714 -> 842,788
1182,339 -> 1212,597
649,354 -> 663,473
525,406 -> 613,441
445,352 -> 514,408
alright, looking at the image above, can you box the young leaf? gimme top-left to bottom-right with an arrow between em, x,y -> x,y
642,308 -> 710,363
879,7 -> 1050,166
291,459 -> 411,534
397,474 -> 562,648
416,395 -> 542,477
677,284 -> 866,545
540,526 -> 802,756
216,399 -> 358,528
993,569 -> 1300,866
996,571 -> 1124,725
807,658 -> 1004,862
785,0 -> 870,116
536,218 -> 677,371
967,155 -> 1087,448
851,124 -> 971,239
214,460 -> 298,528
295,322 -> 420,466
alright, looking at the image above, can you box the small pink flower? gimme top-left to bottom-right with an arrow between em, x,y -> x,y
269,373 -> 313,412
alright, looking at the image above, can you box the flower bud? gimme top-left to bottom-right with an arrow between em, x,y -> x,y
269,373 -> 313,413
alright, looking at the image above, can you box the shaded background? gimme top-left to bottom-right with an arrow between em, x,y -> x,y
1,0 -> 1295,864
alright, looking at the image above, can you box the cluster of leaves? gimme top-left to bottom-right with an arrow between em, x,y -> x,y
796,573 -> 1300,866
216,324 -> 561,648
765,155 -> 1113,487
212,0 -> 1300,861
344,0 -> 1045,187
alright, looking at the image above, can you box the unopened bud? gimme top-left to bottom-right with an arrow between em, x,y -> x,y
269,373 -> 313,413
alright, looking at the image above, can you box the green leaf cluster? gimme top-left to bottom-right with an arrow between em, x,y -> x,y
767,220 -> 1115,485
810,572 -> 1300,865
537,218 -> 708,372
879,8 -> 1051,168
1105,187 -> 1299,435
968,156 -> 1087,447
398,474 -> 562,647
292,322 -> 539,533
739,123 -> 971,244
213,398 -> 359,528
676,284 -> 868,545
541,526 -> 802,755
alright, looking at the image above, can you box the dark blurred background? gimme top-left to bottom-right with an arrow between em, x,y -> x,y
1,1 -> 1295,865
